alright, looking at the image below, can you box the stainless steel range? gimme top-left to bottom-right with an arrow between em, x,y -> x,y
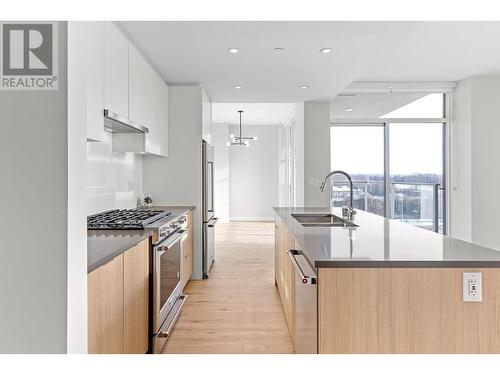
151,214 -> 188,354
87,208 -> 188,354
87,208 -> 173,230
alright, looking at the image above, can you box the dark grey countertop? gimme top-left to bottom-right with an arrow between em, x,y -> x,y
87,206 -> 195,273
274,207 -> 500,268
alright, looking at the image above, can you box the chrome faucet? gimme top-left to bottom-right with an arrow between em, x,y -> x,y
319,170 -> 356,219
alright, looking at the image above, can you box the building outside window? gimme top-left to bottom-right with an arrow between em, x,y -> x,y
331,92 -> 447,234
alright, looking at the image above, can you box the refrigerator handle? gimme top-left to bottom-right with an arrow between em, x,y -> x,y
208,217 -> 219,227
208,161 -> 214,212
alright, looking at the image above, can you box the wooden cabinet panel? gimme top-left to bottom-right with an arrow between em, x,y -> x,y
124,240 -> 149,354
104,22 -> 129,117
88,239 -> 151,354
88,254 -> 124,354
318,267 -> 500,353
182,214 -> 193,289
274,216 -> 296,347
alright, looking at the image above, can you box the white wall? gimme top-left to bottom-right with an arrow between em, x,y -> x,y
229,125 -> 279,221
304,101 -> 331,207
450,75 -> 500,250
470,76 -> 500,250
293,103 -> 305,207
143,85 -> 204,279
450,78 -> 472,241
67,21 -> 89,353
212,124 -> 230,222
0,22 -> 68,353
293,103 -> 305,206
86,131 -> 144,215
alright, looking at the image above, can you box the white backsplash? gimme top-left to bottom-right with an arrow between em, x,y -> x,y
87,131 -> 143,215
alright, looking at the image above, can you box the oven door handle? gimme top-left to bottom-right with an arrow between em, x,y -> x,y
156,230 -> 186,252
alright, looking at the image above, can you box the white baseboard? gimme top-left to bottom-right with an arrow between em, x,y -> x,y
229,217 -> 274,222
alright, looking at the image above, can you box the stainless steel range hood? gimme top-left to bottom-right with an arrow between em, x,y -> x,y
103,109 -> 149,134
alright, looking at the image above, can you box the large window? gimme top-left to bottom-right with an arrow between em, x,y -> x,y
331,126 -> 385,216
331,92 -> 447,233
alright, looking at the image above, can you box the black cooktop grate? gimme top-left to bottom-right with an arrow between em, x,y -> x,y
87,209 -> 172,230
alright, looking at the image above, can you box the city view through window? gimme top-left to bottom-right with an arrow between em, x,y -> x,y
331,93 -> 446,233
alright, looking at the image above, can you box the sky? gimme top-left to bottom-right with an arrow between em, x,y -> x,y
331,94 -> 444,176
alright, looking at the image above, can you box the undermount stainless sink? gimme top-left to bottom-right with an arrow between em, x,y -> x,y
291,213 -> 358,228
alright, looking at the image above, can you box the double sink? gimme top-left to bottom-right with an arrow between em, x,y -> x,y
292,213 -> 358,228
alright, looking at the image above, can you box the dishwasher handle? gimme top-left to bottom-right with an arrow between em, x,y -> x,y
287,249 -> 317,285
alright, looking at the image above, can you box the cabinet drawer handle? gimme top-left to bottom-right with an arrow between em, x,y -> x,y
287,249 -> 317,285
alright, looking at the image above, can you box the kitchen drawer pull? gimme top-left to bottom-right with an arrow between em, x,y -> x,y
287,249 -> 317,285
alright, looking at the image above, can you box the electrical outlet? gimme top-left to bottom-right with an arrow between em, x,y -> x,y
463,272 -> 482,302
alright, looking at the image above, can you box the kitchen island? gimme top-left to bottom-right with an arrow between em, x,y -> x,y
274,207 -> 500,354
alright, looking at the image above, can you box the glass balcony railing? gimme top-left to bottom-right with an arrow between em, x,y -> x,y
330,181 -> 445,234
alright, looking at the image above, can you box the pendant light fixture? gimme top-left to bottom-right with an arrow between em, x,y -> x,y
226,110 -> 258,147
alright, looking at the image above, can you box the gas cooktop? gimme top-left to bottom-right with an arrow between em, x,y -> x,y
87,209 -> 172,230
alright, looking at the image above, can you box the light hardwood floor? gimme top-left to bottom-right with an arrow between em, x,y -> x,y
162,221 -> 294,354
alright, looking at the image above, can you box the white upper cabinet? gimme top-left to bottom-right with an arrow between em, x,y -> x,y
68,21 -> 105,142
128,43 -> 168,157
104,23 -> 129,117
158,79 -> 169,157
128,45 -> 148,126
69,21 -> 168,155
202,88 -> 212,144
86,22 -> 105,142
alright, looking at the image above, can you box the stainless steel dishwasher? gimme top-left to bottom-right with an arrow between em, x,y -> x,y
288,247 -> 317,354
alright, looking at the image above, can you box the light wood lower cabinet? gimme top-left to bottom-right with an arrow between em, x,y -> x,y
182,212 -> 193,289
88,239 -> 149,354
124,240 -> 149,354
274,216 -> 296,347
318,267 -> 500,354
88,254 -> 124,354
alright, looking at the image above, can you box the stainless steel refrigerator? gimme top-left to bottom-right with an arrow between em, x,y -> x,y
202,140 -> 218,279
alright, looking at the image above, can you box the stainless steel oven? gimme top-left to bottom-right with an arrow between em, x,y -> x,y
152,216 -> 188,353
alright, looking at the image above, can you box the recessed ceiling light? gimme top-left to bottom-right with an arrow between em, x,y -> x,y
227,47 -> 239,54
320,48 -> 332,54
300,85 -> 309,89
234,85 -> 242,89
345,107 -> 353,112
273,47 -> 285,54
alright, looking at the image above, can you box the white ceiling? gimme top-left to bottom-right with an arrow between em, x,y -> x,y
118,21 -> 500,103
212,103 -> 295,125
331,93 -> 427,118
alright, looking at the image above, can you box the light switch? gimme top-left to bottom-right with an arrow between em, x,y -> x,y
463,272 -> 482,302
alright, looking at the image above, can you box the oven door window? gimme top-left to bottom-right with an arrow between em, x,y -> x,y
160,240 -> 181,309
